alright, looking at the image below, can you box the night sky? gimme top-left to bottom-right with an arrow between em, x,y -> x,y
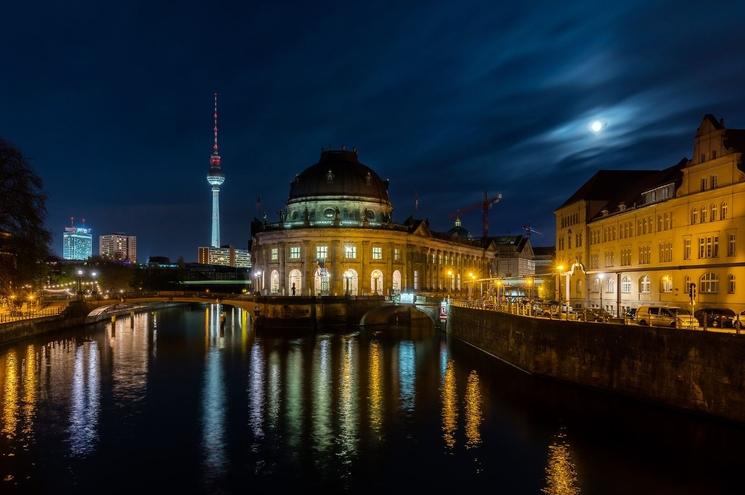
3,1 -> 745,261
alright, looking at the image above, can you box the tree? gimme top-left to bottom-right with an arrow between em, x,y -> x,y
0,139 -> 51,291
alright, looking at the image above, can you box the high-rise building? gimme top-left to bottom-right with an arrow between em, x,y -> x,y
198,245 -> 251,268
99,233 -> 137,263
207,92 -> 225,248
63,225 -> 92,260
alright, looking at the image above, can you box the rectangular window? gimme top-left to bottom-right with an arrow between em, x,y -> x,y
394,248 -> 400,261
728,234 -> 736,257
316,245 -> 328,260
414,270 -> 419,290
729,275 -> 736,294
271,248 -> 278,261
344,245 -> 357,259
289,246 -> 301,259
701,207 -> 708,223
372,246 -> 382,260
691,209 -> 698,225
701,177 -> 708,191
712,175 -> 718,188
683,239 -> 691,260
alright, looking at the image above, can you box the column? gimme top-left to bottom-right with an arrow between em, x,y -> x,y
616,272 -> 622,318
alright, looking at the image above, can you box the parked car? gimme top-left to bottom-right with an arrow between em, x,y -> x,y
579,308 -> 614,322
694,308 -> 736,328
636,305 -> 698,329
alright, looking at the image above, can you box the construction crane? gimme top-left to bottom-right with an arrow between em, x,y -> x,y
449,191 -> 502,240
522,225 -> 542,238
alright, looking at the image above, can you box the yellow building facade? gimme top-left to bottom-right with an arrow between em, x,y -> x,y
555,115 -> 745,315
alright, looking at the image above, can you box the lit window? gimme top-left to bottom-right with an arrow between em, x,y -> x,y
289,246 -> 301,259
344,245 -> 357,259
316,245 -> 328,260
621,276 -> 632,294
683,239 -> 691,260
372,246 -> 382,260
639,275 -> 651,294
711,204 -> 717,222
721,202 -> 728,220
691,209 -> 698,225
700,272 -> 719,294
729,274 -> 736,294
394,248 -> 400,261
414,270 -> 419,290
728,234 -> 736,257
661,276 -> 673,293
271,248 -> 278,261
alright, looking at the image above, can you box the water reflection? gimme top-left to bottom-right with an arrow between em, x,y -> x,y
286,343 -> 303,451
368,340 -> 383,438
543,429 -> 581,495
111,314 -> 149,405
312,336 -> 332,458
2,350 -> 18,438
464,370 -> 482,449
202,304 -> 226,479
398,341 -> 415,413
69,341 -> 100,457
248,343 -> 264,440
338,336 -> 358,461
441,360 -> 458,450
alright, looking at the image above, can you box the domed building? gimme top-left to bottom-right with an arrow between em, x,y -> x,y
251,149 -> 495,296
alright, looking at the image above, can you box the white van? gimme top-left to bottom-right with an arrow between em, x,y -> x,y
635,305 -> 698,329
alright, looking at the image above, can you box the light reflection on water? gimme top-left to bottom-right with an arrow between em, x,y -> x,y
0,305 -> 744,493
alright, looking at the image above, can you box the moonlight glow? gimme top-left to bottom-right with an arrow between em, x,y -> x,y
590,120 -> 604,134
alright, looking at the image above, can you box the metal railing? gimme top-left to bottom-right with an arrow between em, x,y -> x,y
0,305 -> 66,325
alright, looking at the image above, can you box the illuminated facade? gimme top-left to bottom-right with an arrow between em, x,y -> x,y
251,149 -> 494,296
62,225 -> 92,260
198,245 -> 251,268
99,233 -> 137,262
555,114 -> 745,315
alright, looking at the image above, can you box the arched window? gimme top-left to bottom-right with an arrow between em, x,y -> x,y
711,204 -> 717,222
270,270 -> 280,294
721,202 -> 728,220
639,275 -> 651,294
370,270 -> 384,295
701,207 -> 708,223
621,276 -> 632,294
592,277 -> 601,293
343,269 -> 359,296
729,274 -> 736,294
288,269 -> 302,295
392,270 -> 402,294
606,278 -> 615,293
660,275 -> 673,293
314,268 -> 330,296
699,272 -> 719,294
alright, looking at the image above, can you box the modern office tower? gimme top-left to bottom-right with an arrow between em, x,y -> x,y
99,233 -> 137,262
206,92 -> 225,248
63,224 -> 93,260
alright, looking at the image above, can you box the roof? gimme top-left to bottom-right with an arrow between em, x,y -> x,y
288,149 -> 390,203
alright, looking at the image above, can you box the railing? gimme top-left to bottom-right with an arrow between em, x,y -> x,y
0,305 -> 66,325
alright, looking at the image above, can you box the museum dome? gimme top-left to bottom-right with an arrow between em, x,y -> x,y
288,149 -> 390,204
447,217 -> 471,240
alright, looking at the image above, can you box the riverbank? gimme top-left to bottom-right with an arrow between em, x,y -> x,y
0,301 -> 184,347
448,306 -> 745,423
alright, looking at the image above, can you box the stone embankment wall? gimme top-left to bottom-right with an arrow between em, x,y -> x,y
449,306 -> 745,422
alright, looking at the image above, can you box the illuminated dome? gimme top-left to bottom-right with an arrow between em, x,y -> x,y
447,217 -> 471,240
289,149 -> 390,204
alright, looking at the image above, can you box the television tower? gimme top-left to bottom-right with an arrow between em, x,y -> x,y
207,92 -> 225,248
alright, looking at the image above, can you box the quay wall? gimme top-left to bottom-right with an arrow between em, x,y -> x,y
449,306 -> 745,422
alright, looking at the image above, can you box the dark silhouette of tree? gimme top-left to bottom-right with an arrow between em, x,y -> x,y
0,139 -> 51,291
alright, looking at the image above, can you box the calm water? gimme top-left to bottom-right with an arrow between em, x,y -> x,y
1,305 -> 744,494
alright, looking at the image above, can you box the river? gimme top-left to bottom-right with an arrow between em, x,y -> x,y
0,304 -> 743,494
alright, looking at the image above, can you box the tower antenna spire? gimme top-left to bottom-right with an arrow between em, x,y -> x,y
210,91 -> 221,167
207,91 -> 226,248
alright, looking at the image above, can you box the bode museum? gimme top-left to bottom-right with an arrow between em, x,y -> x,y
250,149 -> 496,296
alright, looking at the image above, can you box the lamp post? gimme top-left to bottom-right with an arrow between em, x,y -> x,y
598,273 -> 605,319
556,264 -> 566,319
76,269 -> 84,297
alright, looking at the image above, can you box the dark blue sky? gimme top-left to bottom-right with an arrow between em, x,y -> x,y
3,0 -> 745,261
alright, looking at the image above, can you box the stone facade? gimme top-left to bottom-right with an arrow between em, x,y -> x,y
556,115 -> 745,315
251,149 -> 493,296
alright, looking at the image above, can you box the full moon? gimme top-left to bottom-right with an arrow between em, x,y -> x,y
590,120 -> 604,133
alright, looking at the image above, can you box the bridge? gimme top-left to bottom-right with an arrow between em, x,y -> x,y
77,292 -> 438,330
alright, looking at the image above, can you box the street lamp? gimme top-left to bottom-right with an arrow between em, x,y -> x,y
76,269 -> 84,296
446,269 -> 454,293
556,264 -> 566,319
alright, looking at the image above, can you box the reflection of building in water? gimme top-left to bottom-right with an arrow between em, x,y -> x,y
543,430 -> 581,495
312,337 -> 332,457
2,350 -> 18,437
464,370 -> 482,450
267,351 -> 281,431
398,341 -> 415,413
111,313 -> 149,404
441,360 -> 458,450
368,340 -> 383,437
338,336 -> 358,459
70,341 -> 100,457
248,344 -> 264,439
22,345 -> 36,436
202,335 -> 226,478
286,345 -> 303,451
